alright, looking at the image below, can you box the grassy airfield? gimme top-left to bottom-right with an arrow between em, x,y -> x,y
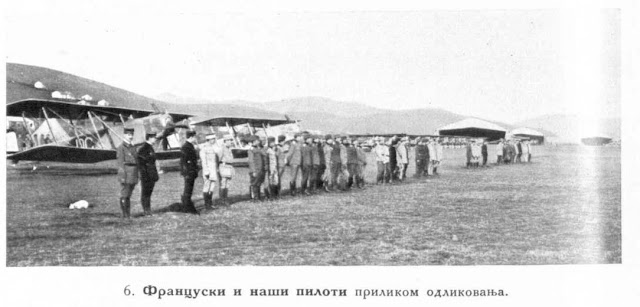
6,145 -> 620,266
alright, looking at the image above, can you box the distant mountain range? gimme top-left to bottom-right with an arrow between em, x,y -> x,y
6,62 -> 619,143
156,93 -> 501,135
157,93 -> 621,142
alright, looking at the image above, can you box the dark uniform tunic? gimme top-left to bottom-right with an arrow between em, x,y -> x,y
415,143 -> 429,176
286,142 -> 302,185
316,143 -> 326,188
300,144 -> 314,190
138,142 -> 159,199
180,141 -> 199,198
116,141 -> 139,198
248,146 -> 266,188
481,143 -> 488,165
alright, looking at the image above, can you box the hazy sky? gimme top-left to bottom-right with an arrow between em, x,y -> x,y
5,2 -> 620,124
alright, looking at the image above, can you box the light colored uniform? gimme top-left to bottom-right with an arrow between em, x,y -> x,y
200,143 -> 219,193
267,147 -> 278,185
219,145 -> 234,189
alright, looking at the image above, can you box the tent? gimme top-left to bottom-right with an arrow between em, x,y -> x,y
510,127 -> 545,144
437,118 -> 507,141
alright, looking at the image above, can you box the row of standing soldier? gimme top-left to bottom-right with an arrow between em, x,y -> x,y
247,133 -> 369,201
374,136 -> 444,184
116,130 -> 447,218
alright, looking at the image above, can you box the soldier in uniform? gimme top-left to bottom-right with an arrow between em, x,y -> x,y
433,138 -> 443,175
465,140 -> 473,168
355,139 -> 368,188
116,127 -> 139,218
345,138 -> 358,189
322,135 -> 334,192
265,136 -> 278,199
218,135 -> 235,205
388,137 -> 398,182
396,136 -> 409,181
330,135 -> 342,190
199,133 -> 219,210
481,140 -> 488,166
276,135 -> 288,196
496,139 -> 504,164
414,137 -> 429,178
137,132 -> 160,216
374,137 -> 390,184
285,133 -> 303,196
300,134 -> 314,195
248,136 -> 266,201
310,136 -> 322,193
316,136 -> 326,190
180,130 -> 200,214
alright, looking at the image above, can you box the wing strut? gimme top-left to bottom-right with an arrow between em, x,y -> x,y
87,111 -> 107,149
42,107 -> 58,144
92,114 -> 126,143
225,121 -> 240,147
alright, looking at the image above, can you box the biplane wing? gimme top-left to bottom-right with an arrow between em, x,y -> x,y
7,145 -> 116,164
7,99 -> 194,164
190,115 -> 295,127
7,99 -> 192,122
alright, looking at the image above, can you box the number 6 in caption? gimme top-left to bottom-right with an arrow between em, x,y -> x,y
124,285 -> 134,296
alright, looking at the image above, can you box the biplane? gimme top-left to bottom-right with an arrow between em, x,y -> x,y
6,99 -> 191,164
6,63 -> 297,166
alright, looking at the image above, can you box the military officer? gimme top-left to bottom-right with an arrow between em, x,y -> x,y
265,136 -> 278,199
300,134 -> 314,195
276,135 -> 288,196
414,137 -> 429,177
330,135 -> 343,190
248,136 -> 266,201
218,134 -> 235,205
285,133 -> 303,196
322,135 -> 334,192
116,127 -> 139,218
137,131 -> 161,216
200,133 -> 219,210
180,130 -> 200,214
310,136 -> 322,193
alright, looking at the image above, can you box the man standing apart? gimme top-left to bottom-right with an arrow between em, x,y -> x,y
116,127 -> 139,218
180,130 -> 200,214
481,140 -> 488,166
137,132 -> 160,216
199,133 -> 219,210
